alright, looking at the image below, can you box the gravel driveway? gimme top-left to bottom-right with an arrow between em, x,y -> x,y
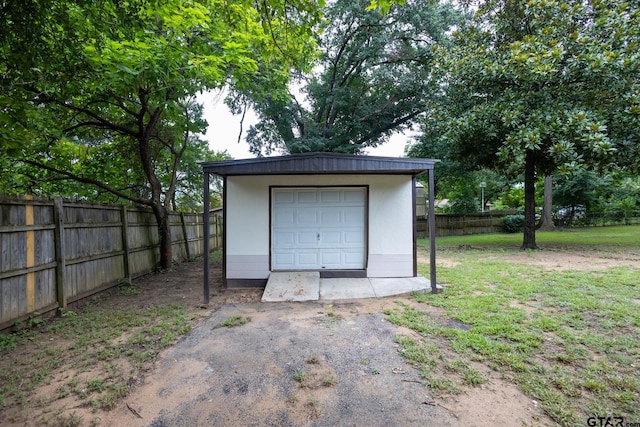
102,299 -> 457,426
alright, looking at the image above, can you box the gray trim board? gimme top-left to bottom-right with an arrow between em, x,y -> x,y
201,152 -> 438,176
226,279 -> 268,289
320,270 -> 367,278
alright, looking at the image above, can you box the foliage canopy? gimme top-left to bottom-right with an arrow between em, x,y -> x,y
232,0 -> 462,155
410,0 -> 640,248
1,0 -> 322,267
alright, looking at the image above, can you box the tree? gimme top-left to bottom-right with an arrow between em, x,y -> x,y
430,167 -> 509,214
554,168 -> 607,225
1,0 -> 321,268
230,0 -> 463,155
171,142 -> 231,212
539,175 -> 556,231
602,172 -> 640,224
411,0 -> 640,249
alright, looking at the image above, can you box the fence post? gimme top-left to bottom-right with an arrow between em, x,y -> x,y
213,215 -> 219,249
53,198 -> 67,309
180,212 -> 191,261
121,205 -> 131,283
25,196 -> 35,313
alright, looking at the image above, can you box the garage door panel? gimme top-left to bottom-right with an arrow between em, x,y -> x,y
320,231 -> 341,245
344,250 -> 365,264
320,251 -> 341,265
298,191 -> 318,203
295,249 -> 320,268
273,231 -> 295,246
344,230 -> 364,244
274,191 -> 295,204
344,189 -> 365,203
319,209 -> 341,225
274,209 -> 295,226
344,207 -> 365,225
298,231 -> 318,245
273,252 -> 295,269
320,190 -> 340,203
272,188 -> 365,270
297,208 -> 319,225
273,250 -> 320,269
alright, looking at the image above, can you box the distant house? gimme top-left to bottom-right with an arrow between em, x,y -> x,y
209,206 -> 223,217
201,152 -> 438,300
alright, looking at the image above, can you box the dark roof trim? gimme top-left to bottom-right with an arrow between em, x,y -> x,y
201,152 -> 439,177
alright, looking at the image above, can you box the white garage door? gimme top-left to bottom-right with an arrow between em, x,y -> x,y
272,188 -> 366,270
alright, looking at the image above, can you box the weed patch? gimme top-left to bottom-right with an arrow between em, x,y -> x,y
221,315 -> 252,327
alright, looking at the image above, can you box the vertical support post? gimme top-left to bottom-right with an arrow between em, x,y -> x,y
120,205 -> 131,283
53,198 -> 67,308
412,176 -> 418,278
221,176 -> 227,287
180,212 -> 191,261
203,172 -> 210,304
428,169 -> 439,293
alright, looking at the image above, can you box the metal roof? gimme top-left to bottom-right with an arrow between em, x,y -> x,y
201,152 -> 439,177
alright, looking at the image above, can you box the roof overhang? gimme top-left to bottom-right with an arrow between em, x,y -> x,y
201,152 -> 439,177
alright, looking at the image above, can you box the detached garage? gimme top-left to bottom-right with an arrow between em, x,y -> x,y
201,152 -> 438,302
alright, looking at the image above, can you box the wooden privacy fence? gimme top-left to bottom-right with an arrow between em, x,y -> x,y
0,196 -> 222,330
417,210 -> 518,237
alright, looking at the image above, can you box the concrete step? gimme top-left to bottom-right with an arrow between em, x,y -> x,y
261,272 -> 320,302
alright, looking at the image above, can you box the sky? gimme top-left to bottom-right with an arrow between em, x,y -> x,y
197,90 -> 414,160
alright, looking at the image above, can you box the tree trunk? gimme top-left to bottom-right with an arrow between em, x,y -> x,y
521,149 -> 538,250
151,204 -> 173,270
538,174 -> 556,231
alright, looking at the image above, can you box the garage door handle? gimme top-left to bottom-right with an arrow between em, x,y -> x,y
317,233 -> 320,241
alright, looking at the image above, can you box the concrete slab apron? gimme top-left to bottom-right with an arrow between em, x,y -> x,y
370,277 -> 430,298
262,272 -> 320,302
263,273 -> 432,302
318,278 -> 375,301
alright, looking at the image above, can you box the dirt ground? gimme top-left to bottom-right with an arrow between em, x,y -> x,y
4,248 -> 640,427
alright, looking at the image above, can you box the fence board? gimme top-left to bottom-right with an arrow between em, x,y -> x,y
35,269 -> 56,310
418,210 -> 517,237
0,196 -> 221,330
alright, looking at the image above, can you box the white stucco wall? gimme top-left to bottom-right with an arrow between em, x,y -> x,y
225,174 -> 414,279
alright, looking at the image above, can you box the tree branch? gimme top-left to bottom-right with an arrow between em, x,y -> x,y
22,159 -> 151,206
354,110 -> 423,146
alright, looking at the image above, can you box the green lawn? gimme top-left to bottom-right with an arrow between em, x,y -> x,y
433,225 -> 640,251
388,226 -> 640,426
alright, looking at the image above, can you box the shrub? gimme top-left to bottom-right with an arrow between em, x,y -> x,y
501,215 -> 525,233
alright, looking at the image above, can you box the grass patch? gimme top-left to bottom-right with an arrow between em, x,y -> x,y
394,226 -> 640,426
0,301 -> 193,421
220,315 -> 251,327
293,370 -> 307,385
306,355 -> 320,364
432,224 -> 640,251
322,376 -> 337,387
